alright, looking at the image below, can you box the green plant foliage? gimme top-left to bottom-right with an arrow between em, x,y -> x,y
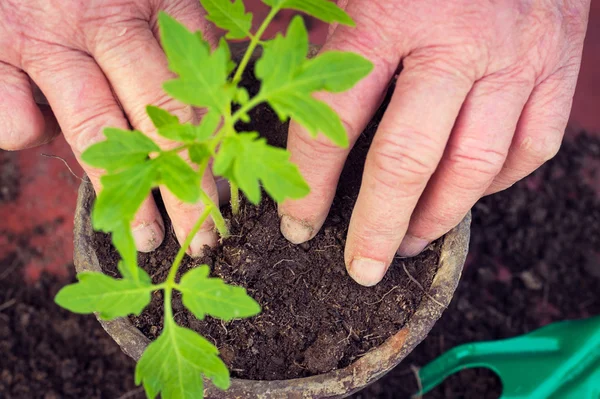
256,16 -> 373,147
55,1 -> 373,398
262,0 -> 354,25
154,152 -> 201,203
179,266 -> 261,320
200,0 -> 252,39
135,322 -> 230,399
214,132 -> 309,204
159,12 -> 234,112
55,272 -> 153,319
82,128 -> 159,172
92,162 -> 158,233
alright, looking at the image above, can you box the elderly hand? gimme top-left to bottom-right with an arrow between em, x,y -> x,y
0,0 -> 221,255
279,0 -> 590,286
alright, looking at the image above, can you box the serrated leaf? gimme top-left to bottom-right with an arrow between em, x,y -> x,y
159,12 -> 233,111
219,38 -> 237,75
112,223 -> 143,281
299,51 -> 374,93
255,16 -> 372,147
93,162 -> 158,233
179,265 -> 260,321
195,111 -> 221,141
82,128 -> 159,172
135,323 -> 230,398
214,132 -> 309,204
188,143 -> 212,165
155,152 -> 200,203
234,87 -> 250,105
146,105 -> 197,142
55,272 -> 153,320
200,0 -> 252,39
262,0 -> 354,25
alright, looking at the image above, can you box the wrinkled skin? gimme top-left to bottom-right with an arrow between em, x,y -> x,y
0,1 -> 590,286
0,0 -> 221,255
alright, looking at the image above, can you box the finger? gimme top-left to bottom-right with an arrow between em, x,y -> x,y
279,0 -> 400,244
345,60 -> 473,286
485,70 -> 575,195
399,76 -> 533,256
25,52 -> 165,252
90,9 -> 218,255
0,62 -> 59,150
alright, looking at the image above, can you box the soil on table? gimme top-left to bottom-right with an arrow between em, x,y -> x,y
95,71 -> 443,381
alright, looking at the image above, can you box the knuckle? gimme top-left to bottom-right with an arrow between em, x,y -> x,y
406,45 -> 484,83
520,127 -> 563,165
67,104 -> 125,155
292,125 -> 346,159
369,131 -> 438,194
446,142 -> 506,185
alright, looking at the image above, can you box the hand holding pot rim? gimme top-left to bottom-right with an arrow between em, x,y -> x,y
278,0 -> 590,286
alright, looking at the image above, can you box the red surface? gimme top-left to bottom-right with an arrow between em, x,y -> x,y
0,137 -> 83,281
0,2 -> 598,283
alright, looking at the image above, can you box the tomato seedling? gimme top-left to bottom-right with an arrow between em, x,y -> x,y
55,1 -> 372,398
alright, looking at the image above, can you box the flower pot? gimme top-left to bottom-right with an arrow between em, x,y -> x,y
73,179 -> 470,398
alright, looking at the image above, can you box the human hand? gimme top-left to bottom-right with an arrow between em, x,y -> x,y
279,0 -> 590,286
0,0 -> 220,255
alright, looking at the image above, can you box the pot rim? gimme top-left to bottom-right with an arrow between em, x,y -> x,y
74,181 -> 470,399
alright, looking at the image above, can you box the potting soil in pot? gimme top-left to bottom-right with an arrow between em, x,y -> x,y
95,69 -> 445,381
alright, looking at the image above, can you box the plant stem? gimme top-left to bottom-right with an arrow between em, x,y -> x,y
199,190 -> 229,238
230,181 -> 240,215
231,94 -> 265,124
232,6 -> 281,84
162,205 -> 212,327
166,205 -> 213,286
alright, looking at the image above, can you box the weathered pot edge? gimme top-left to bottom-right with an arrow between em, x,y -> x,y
74,177 -> 470,398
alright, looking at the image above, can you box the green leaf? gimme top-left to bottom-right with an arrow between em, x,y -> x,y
200,0 -> 252,39
213,132 -> 309,204
179,265 -> 260,321
159,12 -> 233,111
146,105 -> 196,143
262,0 -> 354,26
82,128 -> 159,172
155,152 -> 200,203
234,87 -> 250,105
255,16 -> 373,147
300,51 -> 374,93
219,38 -> 237,75
188,143 -> 212,165
92,162 -> 158,232
135,323 -> 230,398
112,223 -> 139,279
55,272 -> 153,320
195,111 -> 221,141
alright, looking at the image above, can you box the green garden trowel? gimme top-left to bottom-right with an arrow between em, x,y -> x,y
415,315 -> 600,398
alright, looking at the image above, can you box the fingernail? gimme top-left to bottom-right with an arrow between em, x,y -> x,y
347,257 -> 388,287
188,230 -> 218,257
397,234 -> 429,258
132,220 -> 165,253
280,214 -> 313,244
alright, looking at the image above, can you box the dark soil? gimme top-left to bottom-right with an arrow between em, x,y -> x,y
0,151 -> 19,203
96,72 -> 443,381
351,131 -> 600,398
2,81 -> 599,398
0,254 -> 141,399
